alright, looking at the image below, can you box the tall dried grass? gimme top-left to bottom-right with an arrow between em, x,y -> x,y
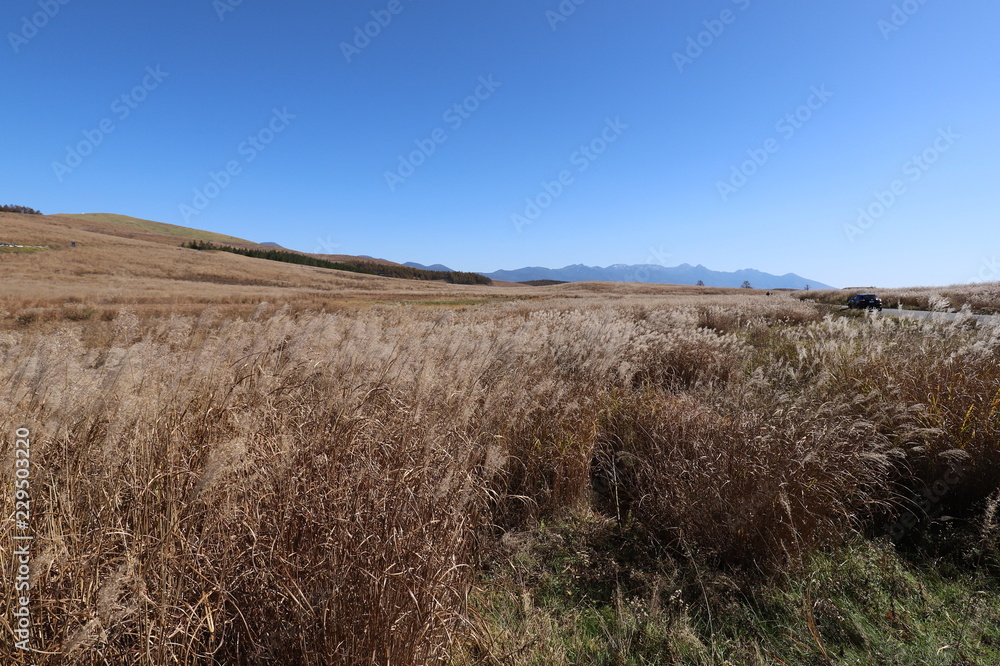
2,295 -> 998,663
803,282 -> 1000,314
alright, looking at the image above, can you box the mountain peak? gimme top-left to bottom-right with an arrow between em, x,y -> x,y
405,261 -> 455,272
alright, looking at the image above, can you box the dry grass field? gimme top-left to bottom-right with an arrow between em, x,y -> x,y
800,283 -> 1000,315
3,213 -> 1000,664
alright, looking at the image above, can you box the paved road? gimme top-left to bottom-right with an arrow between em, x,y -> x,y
878,308 -> 1000,325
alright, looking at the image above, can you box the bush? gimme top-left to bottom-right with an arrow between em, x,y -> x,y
0,204 -> 41,215
595,388 -> 897,568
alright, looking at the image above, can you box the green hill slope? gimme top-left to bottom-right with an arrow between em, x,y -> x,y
59,213 -> 255,245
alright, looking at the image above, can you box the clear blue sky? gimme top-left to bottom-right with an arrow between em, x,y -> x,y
3,0 -> 998,288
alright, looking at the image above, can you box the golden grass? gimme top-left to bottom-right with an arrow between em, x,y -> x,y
802,283 -> 1000,314
4,211 -> 999,663
58,213 -> 257,245
2,291 -> 998,663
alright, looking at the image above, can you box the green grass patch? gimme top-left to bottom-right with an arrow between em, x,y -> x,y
457,513 -> 1000,665
0,246 -> 45,254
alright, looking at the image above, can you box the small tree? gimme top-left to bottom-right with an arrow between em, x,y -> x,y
741,280 -> 752,289
0,204 -> 41,215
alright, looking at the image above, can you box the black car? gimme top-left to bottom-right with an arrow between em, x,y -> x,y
846,293 -> 882,311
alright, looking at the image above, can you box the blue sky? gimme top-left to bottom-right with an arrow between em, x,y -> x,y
3,0 -> 998,288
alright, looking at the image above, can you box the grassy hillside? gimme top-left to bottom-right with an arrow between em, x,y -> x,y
59,212 -> 257,245
0,211 -> 513,318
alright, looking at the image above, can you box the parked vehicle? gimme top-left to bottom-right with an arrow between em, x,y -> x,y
847,293 -> 882,311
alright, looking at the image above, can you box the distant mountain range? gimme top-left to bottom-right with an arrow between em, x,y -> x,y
481,264 -> 832,289
409,262 -> 831,290
404,261 -> 459,273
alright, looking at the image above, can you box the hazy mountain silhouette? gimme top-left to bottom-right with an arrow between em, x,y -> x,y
475,263 -> 833,289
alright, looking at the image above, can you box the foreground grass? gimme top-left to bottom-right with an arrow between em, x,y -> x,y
459,512 -> 1000,665
2,295 -> 999,663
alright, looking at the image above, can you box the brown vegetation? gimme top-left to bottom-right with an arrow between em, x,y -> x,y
802,282 -> 1000,314
3,212 -> 1000,663
0,212 -> 764,321
2,290 -> 999,663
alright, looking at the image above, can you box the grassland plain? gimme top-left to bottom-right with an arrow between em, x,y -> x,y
2,213 -> 1000,664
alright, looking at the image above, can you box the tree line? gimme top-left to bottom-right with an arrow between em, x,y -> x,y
182,240 -> 492,286
1,205 -> 41,214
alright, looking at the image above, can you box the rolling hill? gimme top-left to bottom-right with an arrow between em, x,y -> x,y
0,212 -> 507,316
59,213 -> 257,245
